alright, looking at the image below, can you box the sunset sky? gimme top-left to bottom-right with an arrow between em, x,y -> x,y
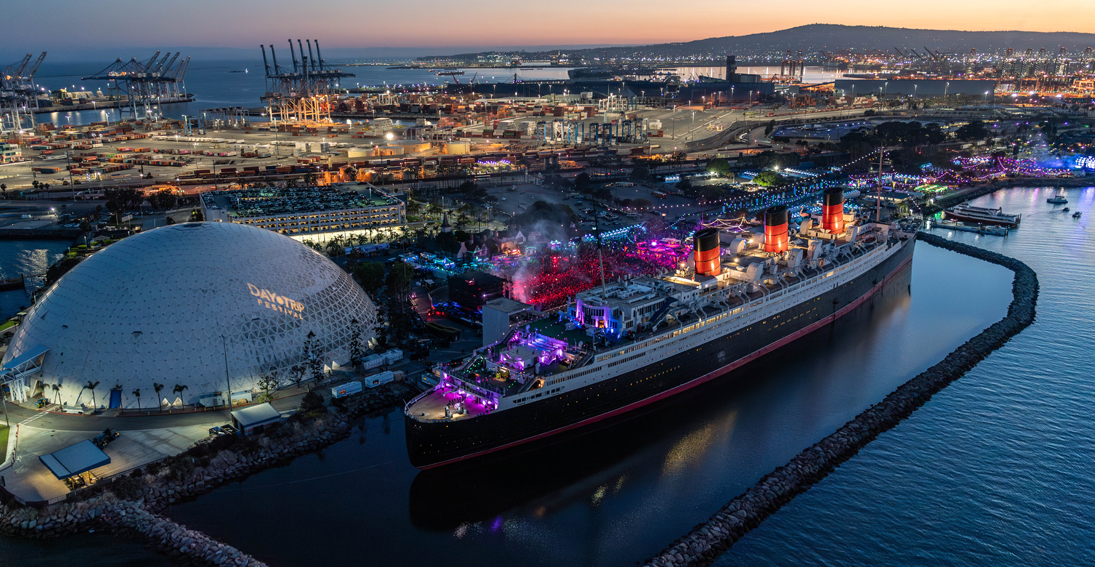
3,0 -> 1093,54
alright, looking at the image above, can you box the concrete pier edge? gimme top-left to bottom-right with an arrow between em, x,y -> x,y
642,232 -> 1039,567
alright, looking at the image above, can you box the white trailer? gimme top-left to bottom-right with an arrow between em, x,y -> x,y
330,381 -> 363,398
364,371 -> 395,389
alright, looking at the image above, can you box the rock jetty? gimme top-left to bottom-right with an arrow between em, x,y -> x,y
0,383 -> 408,566
643,233 -> 1038,567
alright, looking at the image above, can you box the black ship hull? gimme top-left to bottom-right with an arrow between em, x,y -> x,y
406,238 -> 915,469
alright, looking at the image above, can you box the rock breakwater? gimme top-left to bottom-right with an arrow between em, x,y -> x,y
0,383 -> 409,565
643,233 -> 1038,567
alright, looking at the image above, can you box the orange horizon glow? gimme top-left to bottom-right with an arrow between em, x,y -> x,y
1,1 -> 1093,51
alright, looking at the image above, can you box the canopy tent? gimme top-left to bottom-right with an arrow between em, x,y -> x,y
231,402 -> 282,435
39,440 -> 111,480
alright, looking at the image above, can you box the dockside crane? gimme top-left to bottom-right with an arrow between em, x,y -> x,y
261,39 -> 353,123
1,51 -> 48,133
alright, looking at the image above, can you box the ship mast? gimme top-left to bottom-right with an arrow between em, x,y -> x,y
594,187 -> 607,299
876,146 -> 883,223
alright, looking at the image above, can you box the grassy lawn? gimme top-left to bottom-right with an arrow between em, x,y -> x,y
0,320 -> 15,332
0,425 -> 9,455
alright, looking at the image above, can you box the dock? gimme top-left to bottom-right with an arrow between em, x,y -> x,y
930,219 -> 1010,236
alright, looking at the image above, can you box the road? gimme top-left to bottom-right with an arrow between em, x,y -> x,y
0,390 -> 308,433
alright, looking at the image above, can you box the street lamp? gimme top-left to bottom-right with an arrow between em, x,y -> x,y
221,335 -> 232,409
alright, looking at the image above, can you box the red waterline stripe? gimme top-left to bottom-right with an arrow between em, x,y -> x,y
420,250 -> 915,470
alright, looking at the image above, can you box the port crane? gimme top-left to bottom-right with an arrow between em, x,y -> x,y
82,52 -> 191,120
260,39 -> 354,123
1,52 -> 46,133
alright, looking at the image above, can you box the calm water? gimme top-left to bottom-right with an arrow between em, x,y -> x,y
0,239 -> 68,319
29,60 -> 573,127
715,187 -> 1095,567
153,240 -> 1010,567
0,533 -> 172,567
27,62 -> 844,128
5,188 -> 1079,567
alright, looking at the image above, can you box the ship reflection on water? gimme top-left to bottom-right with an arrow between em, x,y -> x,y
408,266 -> 920,536
164,243 -> 1012,567
409,381 -> 748,532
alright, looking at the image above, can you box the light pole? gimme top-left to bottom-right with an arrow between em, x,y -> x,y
221,335 -> 232,409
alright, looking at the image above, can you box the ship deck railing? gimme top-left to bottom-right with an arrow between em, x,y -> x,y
559,237 -> 895,371
426,234 -> 900,404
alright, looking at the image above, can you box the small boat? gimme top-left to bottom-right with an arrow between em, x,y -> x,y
944,204 -> 1021,227
1063,207 -> 1070,212
0,276 -> 24,291
1047,187 -> 1068,204
1073,212 -> 1082,218
932,218 -> 1009,236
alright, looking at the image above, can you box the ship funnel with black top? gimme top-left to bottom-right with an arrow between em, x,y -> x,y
822,188 -> 846,233
764,205 -> 789,254
693,228 -> 721,276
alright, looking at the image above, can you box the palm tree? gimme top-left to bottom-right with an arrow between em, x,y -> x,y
172,384 -> 189,406
83,381 -> 100,409
51,384 -> 61,406
153,382 -> 165,412
132,388 -> 141,411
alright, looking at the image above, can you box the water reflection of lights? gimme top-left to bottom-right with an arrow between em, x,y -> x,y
591,485 -> 608,507
661,410 -> 738,477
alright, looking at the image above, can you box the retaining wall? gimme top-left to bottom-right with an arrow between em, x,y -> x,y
643,233 -> 1039,567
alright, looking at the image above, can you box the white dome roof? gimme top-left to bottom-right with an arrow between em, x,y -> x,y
3,222 -> 377,409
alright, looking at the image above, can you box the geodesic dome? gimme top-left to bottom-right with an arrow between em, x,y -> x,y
2,222 -> 377,409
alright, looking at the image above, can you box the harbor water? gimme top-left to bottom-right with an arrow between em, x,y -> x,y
0,239 -> 68,319
714,186 -> 1095,567
25,62 -> 843,128
26,60 -> 574,127
0,187 -> 1087,567
157,237 -> 1011,567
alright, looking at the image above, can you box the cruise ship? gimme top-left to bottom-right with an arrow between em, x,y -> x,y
404,189 -> 916,469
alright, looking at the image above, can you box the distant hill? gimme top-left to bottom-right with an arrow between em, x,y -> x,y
662,24 -> 1095,55
426,24 -> 1095,61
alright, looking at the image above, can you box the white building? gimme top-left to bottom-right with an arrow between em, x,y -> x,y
201,184 -> 406,242
1,222 -> 378,410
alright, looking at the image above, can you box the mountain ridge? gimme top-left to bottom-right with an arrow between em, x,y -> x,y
425,24 -> 1095,60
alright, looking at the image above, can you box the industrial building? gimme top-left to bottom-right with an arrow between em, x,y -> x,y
833,79 -> 998,99
201,184 -> 406,241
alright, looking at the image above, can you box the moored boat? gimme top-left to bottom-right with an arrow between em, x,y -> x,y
944,204 -> 1021,227
405,189 -> 916,469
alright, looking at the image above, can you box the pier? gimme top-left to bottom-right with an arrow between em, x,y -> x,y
32,95 -> 195,115
643,233 -> 1039,567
